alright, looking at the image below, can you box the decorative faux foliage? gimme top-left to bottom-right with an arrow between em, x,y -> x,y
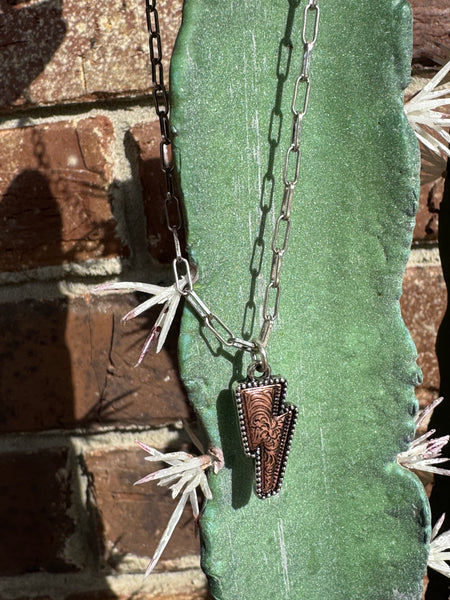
398,397 -> 450,477
135,439 -> 223,576
405,59 -> 450,183
428,513 -> 450,579
94,277 -> 188,364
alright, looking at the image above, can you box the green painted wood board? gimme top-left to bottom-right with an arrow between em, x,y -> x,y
170,1 -> 430,598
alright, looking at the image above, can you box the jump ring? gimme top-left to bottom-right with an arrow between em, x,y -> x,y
248,340 -> 271,379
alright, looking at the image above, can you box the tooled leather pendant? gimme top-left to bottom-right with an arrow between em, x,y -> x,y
235,376 -> 298,499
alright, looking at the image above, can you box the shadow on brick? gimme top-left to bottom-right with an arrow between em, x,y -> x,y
0,0 -> 66,108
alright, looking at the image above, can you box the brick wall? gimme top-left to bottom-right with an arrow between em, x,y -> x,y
0,1 -> 209,599
402,0 -> 450,407
0,1 -> 447,600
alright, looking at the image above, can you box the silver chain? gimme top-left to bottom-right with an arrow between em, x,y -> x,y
145,0 -> 320,370
145,0 -> 192,290
259,0 -> 320,349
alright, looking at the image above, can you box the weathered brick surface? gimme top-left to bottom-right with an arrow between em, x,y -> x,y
130,122 -> 186,264
0,447 -> 76,575
66,594 -> 119,600
12,597 -> 55,600
5,588 -> 211,600
413,178 -> 445,243
66,591 -> 211,600
0,295 -> 191,432
411,99 -> 449,244
66,294 -> 192,427
84,447 -> 200,566
9,597 -> 55,600
401,265 -> 447,404
409,0 -> 450,65
0,118 -> 126,271
0,298 -> 75,431
0,0 -> 182,111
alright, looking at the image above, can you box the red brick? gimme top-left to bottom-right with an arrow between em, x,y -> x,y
66,591 -> 211,600
0,0 -> 182,111
12,597 -> 54,600
411,97 -> 449,244
11,591 -> 212,600
67,294 -> 192,427
0,448 -> 76,575
65,595 -> 118,600
0,298 -> 75,431
413,178 -> 445,243
401,265 -> 447,404
0,294 -> 191,432
0,118 -> 127,270
130,122 -> 186,264
409,0 -> 450,66
84,447 -> 200,568
65,594 -> 125,600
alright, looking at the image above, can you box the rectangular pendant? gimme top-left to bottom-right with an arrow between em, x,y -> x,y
235,376 -> 298,499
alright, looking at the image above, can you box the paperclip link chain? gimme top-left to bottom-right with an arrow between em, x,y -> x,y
258,0 -> 319,349
145,0 -> 320,365
145,0 -> 189,276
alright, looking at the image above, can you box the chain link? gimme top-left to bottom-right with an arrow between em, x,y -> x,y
258,0 -> 320,348
146,0 -> 320,361
145,0 -> 185,263
185,290 -> 255,352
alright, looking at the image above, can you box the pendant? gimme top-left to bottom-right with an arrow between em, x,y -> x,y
235,376 -> 298,499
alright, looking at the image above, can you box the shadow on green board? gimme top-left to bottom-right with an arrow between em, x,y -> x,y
183,0 -> 305,514
241,0 -> 301,344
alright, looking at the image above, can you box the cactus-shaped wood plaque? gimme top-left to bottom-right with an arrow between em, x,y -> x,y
170,1 -> 430,598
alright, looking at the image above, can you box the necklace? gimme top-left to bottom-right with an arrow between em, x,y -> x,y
142,0 -> 319,499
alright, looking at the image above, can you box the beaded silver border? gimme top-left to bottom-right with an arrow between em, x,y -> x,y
235,376 -> 298,499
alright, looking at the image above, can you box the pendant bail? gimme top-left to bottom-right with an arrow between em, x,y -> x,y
247,340 -> 271,379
